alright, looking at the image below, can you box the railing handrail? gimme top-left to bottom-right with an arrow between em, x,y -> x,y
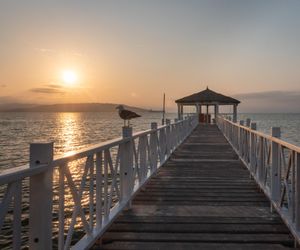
221,117 -> 300,153
0,123 -> 176,185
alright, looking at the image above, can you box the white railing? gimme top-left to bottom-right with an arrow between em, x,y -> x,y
217,116 -> 300,244
0,115 -> 198,250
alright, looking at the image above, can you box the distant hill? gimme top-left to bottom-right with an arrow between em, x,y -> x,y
0,103 -> 151,112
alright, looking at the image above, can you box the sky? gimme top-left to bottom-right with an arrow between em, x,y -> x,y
0,0 -> 300,112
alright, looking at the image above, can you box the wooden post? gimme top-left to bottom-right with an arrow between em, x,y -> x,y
150,122 -> 158,172
165,119 -> 171,155
120,127 -> 133,206
271,127 -> 281,203
180,105 -> 184,120
258,136 -> 264,184
214,104 -> 219,124
29,142 -> 54,250
206,105 -> 209,124
246,118 -> 251,127
177,104 -> 180,120
250,123 -> 257,173
233,104 -> 237,123
139,135 -> 148,183
239,120 -> 244,155
295,152 -> 300,230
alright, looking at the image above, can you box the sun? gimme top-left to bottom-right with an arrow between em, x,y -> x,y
62,70 -> 77,85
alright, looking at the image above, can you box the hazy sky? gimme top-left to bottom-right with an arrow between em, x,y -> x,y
1,0 -> 300,112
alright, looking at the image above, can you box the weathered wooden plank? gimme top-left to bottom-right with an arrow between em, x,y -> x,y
124,205 -> 276,217
116,216 -> 283,224
95,242 -> 294,250
102,232 -> 294,244
108,223 -> 289,234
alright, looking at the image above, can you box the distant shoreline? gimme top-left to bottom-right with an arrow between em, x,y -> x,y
0,103 -> 161,113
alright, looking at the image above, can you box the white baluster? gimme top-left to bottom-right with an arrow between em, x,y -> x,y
29,142 -> 54,250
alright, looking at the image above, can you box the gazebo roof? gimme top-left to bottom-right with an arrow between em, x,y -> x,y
175,87 -> 240,105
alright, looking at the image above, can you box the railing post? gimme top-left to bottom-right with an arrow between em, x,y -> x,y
246,118 -> 251,127
29,142 -> 54,250
258,136 -> 264,184
295,152 -> 300,230
239,120 -> 244,155
271,127 -> 281,203
150,122 -> 158,172
166,119 -> 171,155
120,127 -> 133,206
250,122 -> 257,173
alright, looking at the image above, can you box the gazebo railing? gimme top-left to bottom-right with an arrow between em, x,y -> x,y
217,115 -> 300,244
0,115 -> 198,250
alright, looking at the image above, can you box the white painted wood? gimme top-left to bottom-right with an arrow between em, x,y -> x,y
271,127 -> 281,203
246,118 -> 251,127
233,104 -> 237,122
120,127 -> 133,206
95,152 -> 103,229
58,164 -> 65,250
150,123 -> 158,172
29,142 -> 54,250
12,181 -> 21,250
239,120 -> 244,155
250,123 -> 257,173
89,155 -> 95,230
295,152 -> 300,230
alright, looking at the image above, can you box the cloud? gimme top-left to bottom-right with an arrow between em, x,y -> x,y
30,87 -> 65,94
34,48 -> 55,54
34,48 -> 85,57
46,84 -> 63,89
233,90 -> 300,112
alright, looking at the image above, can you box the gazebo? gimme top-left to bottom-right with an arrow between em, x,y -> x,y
175,87 -> 240,123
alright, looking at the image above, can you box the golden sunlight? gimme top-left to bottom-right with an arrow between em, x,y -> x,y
62,70 -> 78,85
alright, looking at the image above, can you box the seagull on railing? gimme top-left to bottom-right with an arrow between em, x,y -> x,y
116,105 -> 141,127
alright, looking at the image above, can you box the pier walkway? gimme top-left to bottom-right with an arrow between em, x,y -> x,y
93,124 -> 294,250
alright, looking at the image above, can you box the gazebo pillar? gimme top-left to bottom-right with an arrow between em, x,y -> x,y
177,103 -> 180,120
233,104 -> 237,123
214,104 -> 219,123
196,103 -> 199,114
180,105 -> 184,119
206,105 -> 209,124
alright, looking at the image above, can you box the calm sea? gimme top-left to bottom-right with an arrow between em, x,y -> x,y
0,111 -> 300,248
0,112 -> 300,170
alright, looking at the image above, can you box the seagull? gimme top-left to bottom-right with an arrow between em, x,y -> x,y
116,105 -> 141,127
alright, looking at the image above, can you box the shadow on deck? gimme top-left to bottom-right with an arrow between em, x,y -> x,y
92,124 -> 295,250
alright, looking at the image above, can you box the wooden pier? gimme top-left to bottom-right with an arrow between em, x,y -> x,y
93,124 -> 294,250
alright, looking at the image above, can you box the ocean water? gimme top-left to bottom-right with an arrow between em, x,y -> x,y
0,112 -> 300,170
0,112 -> 177,170
0,112 -> 299,248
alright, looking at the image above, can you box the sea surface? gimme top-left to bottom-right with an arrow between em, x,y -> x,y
0,112 -> 299,249
0,112 -> 177,170
1,112 -> 299,170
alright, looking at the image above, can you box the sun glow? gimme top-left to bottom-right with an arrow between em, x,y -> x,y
62,70 -> 78,85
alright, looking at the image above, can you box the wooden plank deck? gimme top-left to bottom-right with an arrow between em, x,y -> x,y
92,124 -> 295,250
